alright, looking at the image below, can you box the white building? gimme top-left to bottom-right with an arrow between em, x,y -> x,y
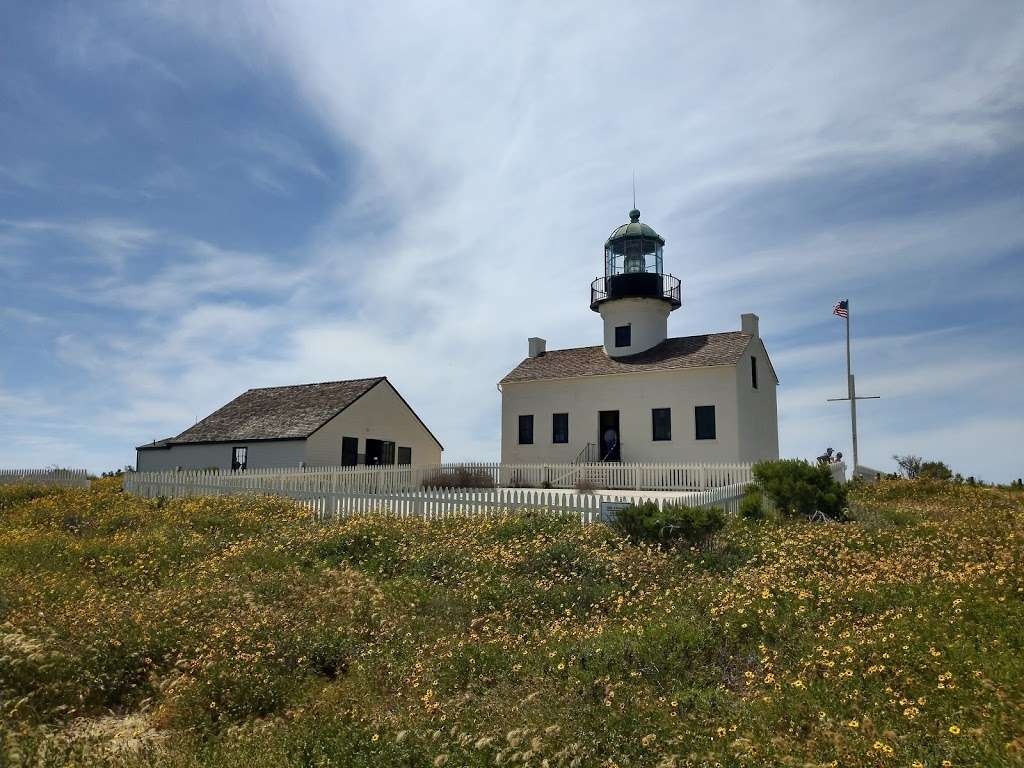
499,209 -> 779,465
136,377 -> 442,471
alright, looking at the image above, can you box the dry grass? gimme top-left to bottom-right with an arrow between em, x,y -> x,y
1,477 -> 1022,767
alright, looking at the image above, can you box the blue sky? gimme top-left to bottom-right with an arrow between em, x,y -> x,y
1,2 -> 1022,481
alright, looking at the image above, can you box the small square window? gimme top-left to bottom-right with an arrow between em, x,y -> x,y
397,446 -> 412,465
552,413 -> 569,444
615,325 -> 631,347
652,408 -> 672,441
518,414 -> 534,445
231,446 -> 248,470
695,406 -> 716,440
751,355 -> 758,389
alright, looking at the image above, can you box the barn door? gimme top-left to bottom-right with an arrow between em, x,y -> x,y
365,438 -> 396,465
341,436 -> 358,466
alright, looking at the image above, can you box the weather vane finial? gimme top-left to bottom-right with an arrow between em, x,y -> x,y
632,170 -> 636,210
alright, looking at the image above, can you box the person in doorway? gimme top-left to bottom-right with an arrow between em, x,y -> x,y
602,427 -> 618,460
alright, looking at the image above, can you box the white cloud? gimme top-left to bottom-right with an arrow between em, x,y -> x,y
50,6 -> 185,89
4,2 -> 1023,478
0,307 -> 49,326
1,218 -> 158,270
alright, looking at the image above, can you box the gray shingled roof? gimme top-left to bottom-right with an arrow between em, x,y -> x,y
500,332 -> 756,384
141,377 -> 385,448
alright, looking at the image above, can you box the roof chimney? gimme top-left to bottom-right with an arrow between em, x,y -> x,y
528,337 -> 546,358
741,313 -> 759,338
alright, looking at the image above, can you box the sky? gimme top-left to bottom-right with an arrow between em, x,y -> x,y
1,2 -> 1022,481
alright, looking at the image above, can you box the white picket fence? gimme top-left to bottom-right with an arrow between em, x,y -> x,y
120,458 -> 852,527
0,468 -> 90,488
123,474 -> 752,526
125,460 -> 756,495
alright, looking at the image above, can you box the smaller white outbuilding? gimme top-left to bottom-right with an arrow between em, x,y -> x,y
499,208 -> 780,465
136,377 -> 442,471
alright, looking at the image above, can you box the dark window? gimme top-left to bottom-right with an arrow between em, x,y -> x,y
652,408 -> 672,441
518,414 -> 534,444
397,446 -> 412,465
751,355 -> 758,389
615,325 -> 631,347
231,446 -> 248,471
552,413 -> 569,443
341,436 -> 359,466
695,406 -> 716,440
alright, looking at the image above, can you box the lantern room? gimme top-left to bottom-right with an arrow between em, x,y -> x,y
590,209 -> 681,312
605,208 -> 664,275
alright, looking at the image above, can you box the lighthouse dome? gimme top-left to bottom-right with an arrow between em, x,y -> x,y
605,208 -> 665,245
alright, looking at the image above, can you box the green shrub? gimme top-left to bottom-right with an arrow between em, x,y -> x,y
752,459 -> 847,519
613,501 -> 725,548
739,486 -> 765,520
918,460 -> 953,481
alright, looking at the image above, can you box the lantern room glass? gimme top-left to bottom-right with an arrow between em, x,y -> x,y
604,237 -> 663,277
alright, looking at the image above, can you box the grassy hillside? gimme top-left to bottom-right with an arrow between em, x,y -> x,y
1,477 -> 1022,767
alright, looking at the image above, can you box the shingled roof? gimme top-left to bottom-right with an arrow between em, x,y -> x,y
500,332 -> 761,384
139,377 -> 386,449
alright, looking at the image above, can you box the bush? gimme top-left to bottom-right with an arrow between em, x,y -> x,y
613,501 -> 725,548
752,459 -> 847,520
574,477 -> 597,494
918,460 -> 953,481
739,486 -> 765,520
421,467 -> 495,489
506,471 -> 532,488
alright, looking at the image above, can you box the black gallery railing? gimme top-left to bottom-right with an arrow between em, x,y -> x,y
590,273 -> 682,308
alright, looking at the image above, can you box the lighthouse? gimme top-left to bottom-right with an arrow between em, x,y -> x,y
589,208 -> 681,357
499,205 -> 779,466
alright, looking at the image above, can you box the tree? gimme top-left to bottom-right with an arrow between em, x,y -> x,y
893,454 -> 923,479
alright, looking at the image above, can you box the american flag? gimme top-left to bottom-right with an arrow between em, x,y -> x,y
833,299 -> 849,319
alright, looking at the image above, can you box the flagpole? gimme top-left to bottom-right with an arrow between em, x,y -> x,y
828,298 -> 878,475
846,303 -> 858,469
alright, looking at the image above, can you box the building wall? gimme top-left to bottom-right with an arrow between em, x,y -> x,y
136,439 -> 306,472
500,366 -> 743,464
598,297 -> 670,356
304,379 -> 443,467
734,337 -> 780,462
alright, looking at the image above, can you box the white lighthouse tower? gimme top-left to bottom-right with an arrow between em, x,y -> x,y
500,204 -> 779,466
589,208 -> 681,356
